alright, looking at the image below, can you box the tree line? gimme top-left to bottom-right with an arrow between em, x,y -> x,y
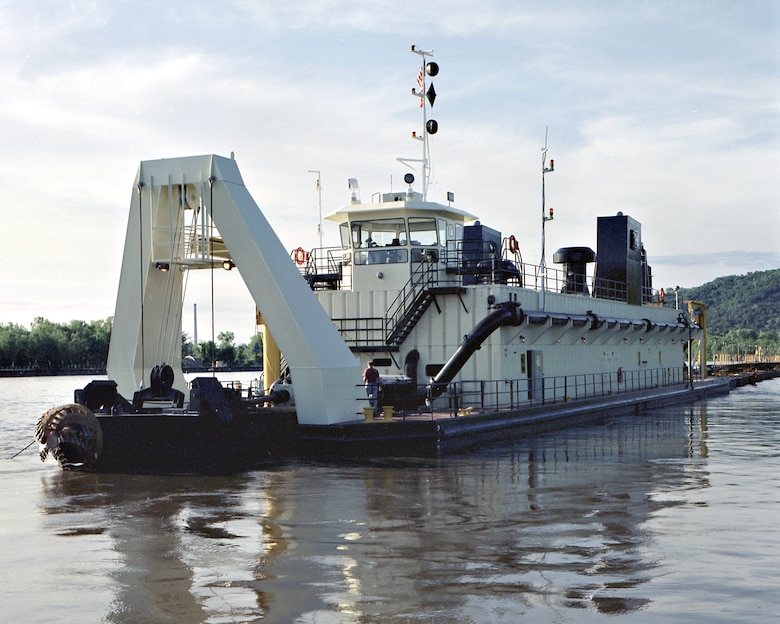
0,318 -> 263,372
0,318 -> 111,371
182,330 -> 264,369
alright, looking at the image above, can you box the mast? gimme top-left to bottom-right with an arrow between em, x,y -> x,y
397,45 -> 439,200
308,169 -> 322,248
539,128 -> 555,310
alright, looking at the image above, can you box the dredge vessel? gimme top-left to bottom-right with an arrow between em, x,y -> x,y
36,47 -> 721,473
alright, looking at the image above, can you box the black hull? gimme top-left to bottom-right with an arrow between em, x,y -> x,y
299,379 -> 735,459
59,378 -> 738,474
93,410 -> 299,474
298,419 -> 441,459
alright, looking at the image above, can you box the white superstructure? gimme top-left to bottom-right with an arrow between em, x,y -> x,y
307,188 -> 696,409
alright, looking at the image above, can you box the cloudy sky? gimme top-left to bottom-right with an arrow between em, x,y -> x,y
1,1 -> 777,344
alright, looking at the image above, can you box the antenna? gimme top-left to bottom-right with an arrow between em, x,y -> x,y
308,169 -> 322,248
397,45 -> 439,200
539,127 -> 555,310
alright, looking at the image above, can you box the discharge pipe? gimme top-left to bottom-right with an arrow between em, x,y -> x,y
423,302 -> 525,402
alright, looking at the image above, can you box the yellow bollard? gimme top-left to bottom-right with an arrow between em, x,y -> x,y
382,406 -> 394,421
363,407 -> 374,422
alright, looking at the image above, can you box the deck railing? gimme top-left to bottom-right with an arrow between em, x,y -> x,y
376,366 -> 688,420
298,244 -> 677,308
331,316 -> 385,350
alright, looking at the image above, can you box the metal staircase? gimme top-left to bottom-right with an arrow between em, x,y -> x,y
385,262 -> 465,348
329,261 -> 465,352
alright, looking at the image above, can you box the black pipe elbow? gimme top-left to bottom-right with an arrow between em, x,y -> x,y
420,301 -> 525,404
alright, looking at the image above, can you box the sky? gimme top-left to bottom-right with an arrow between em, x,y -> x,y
1,0 -> 778,344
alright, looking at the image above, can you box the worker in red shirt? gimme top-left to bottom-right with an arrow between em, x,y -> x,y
363,361 -> 380,414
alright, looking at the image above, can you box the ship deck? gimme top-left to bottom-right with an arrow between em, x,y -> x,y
81,377 -> 738,473
297,377 -> 735,458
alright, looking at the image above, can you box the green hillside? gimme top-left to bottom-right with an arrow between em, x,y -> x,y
661,269 -> 780,357
667,269 -> 780,334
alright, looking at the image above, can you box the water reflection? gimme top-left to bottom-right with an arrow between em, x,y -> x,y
37,404 -> 714,622
353,423 -> 704,618
39,471 -> 289,623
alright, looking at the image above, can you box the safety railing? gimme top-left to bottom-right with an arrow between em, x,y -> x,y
379,366 -> 687,420
331,317 -> 386,350
300,244 -> 677,306
385,261 -> 440,344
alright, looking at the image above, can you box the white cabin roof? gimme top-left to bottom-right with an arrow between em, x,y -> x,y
325,192 -> 478,224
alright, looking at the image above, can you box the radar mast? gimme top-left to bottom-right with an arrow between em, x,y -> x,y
397,45 -> 439,200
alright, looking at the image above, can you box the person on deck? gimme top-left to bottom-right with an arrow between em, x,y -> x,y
363,361 -> 380,413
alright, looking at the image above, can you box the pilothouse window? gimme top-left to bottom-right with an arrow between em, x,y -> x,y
344,218 -> 407,249
339,222 -> 352,250
354,249 -> 409,265
408,217 -> 438,246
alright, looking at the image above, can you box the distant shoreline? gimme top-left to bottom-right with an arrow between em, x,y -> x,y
0,366 -> 262,378
0,368 -> 106,378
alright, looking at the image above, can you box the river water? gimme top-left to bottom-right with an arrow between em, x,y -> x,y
1,374 -> 777,623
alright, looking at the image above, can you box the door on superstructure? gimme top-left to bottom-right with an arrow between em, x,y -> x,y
601,351 -> 618,394
527,350 -> 544,401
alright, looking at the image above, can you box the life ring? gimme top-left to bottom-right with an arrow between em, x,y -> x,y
617,367 -> 623,383
294,247 -> 306,265
508,235 -> 519,253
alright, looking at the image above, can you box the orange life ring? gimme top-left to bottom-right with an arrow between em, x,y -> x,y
617,367 -> 623,383
294,247 -> 306,265
508,235 -> 519,253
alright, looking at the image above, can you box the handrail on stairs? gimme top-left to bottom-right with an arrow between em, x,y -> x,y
385,261 -> 440,345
